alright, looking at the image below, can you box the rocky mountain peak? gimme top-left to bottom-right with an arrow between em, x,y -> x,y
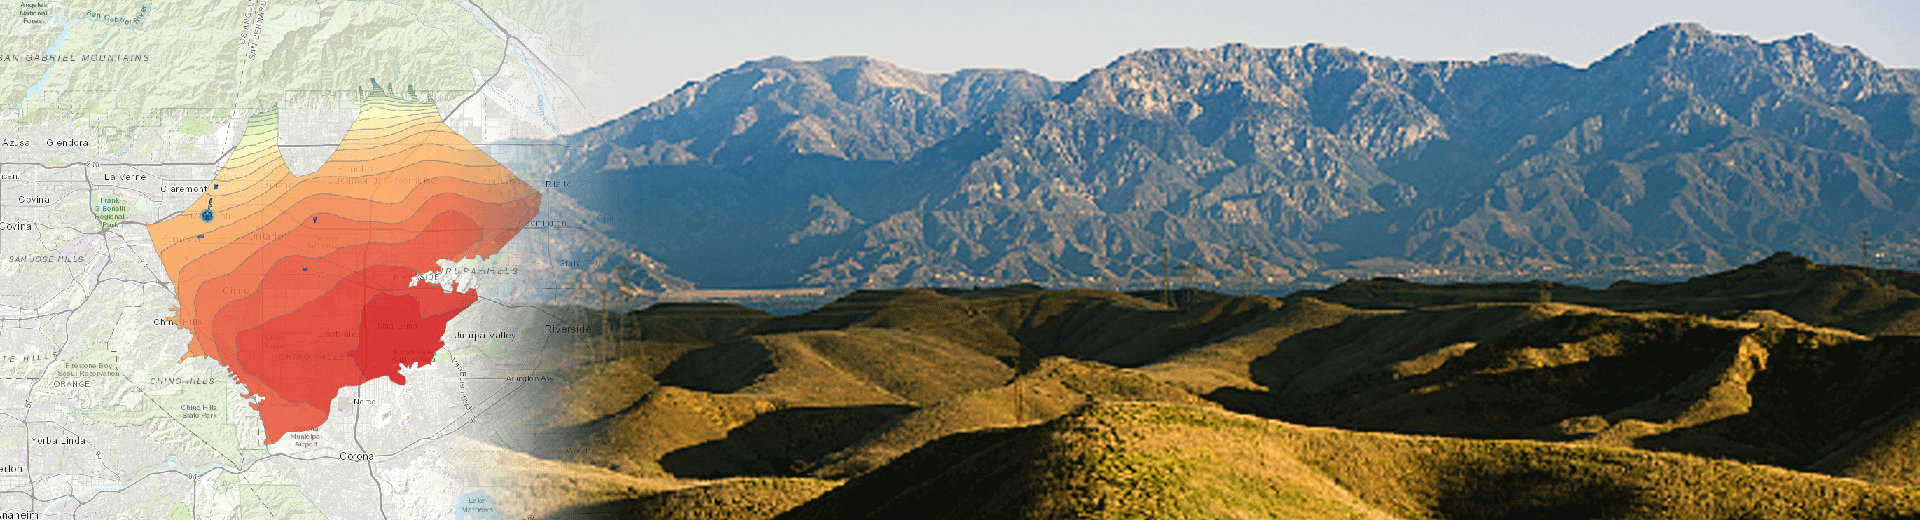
1596,22 -> 1757,67
571,55 -> 1058,169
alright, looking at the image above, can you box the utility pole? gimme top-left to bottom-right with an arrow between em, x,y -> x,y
1012,315 -> 1033,423
598,272 -> 612,361
1860,230 -> 1875,267
1233,246 -> 1259,295
1161,245 -> 1172,307
1014,342 -> 1024,422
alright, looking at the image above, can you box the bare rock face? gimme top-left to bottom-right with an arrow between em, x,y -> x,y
555,23 -> 1920,289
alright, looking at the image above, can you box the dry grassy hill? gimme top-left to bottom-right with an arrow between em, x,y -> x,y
495,254 -> 1920,519
781,402 -> 1920,520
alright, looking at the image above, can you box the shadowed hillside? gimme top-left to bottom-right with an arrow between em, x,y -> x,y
487,254 -> 1920,519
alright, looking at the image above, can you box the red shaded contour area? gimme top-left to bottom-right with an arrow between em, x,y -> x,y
149,100 -> 541,445
233,266 -> 479,429
214,208 -> 525,443
356,291 -> 475,387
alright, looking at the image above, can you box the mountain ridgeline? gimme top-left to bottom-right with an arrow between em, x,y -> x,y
498,254 -> 1920,519
552,22 -> 1920,289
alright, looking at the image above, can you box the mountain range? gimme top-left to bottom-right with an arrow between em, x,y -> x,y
545,22 -> 1920,290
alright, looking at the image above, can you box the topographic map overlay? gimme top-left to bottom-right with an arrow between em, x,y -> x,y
0,0 -> 604,517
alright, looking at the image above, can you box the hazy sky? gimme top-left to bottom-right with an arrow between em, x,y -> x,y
569,0 -> 1920,129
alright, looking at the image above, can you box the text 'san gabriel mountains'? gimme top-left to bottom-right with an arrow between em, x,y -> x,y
553,23 -> 1920,288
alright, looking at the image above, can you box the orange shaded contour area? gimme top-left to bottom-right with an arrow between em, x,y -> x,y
148,98 -> 540,444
